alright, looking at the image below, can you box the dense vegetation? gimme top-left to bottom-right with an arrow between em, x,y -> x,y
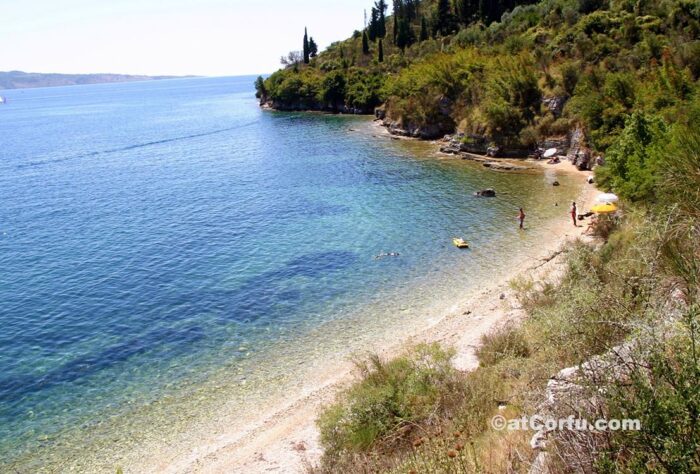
257,0 -> 699,149
256,1 -> 700,472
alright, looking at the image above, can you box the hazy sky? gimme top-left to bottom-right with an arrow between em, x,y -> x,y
2,0 -> 377,76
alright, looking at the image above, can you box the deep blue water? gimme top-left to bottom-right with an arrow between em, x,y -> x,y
0,76 -> 579,470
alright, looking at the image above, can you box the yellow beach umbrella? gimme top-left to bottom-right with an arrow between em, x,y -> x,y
591,202 -> 618,214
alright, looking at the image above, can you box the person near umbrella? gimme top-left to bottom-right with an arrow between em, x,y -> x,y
570,202 -> 577,227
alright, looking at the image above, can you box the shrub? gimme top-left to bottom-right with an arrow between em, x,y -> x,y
561,62 -> 580,95
588,214 -> 619,240
317,344 -> 462,463
519,125 -> 539,147
597,307 -> 700,472
595,112 -> 668,202
451,24 -> 486,48
476,325 -> 531,366
319,70 -> 346,105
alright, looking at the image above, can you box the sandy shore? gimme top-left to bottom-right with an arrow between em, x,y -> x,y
145,159 -> 598,473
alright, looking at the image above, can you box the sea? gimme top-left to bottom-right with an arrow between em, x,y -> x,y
0,76 -> 580,471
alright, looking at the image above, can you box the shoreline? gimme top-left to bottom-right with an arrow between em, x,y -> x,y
146,158 -> 597,473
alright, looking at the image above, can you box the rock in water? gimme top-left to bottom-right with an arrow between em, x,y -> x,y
474,188 -> 497,197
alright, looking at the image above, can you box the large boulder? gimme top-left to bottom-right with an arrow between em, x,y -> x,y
374,106 -> 386,120
572,148 -> 592,170
486,146 -> 501,157
382,118 -> 453,140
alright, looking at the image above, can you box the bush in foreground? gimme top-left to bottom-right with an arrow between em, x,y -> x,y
317,343 -> 463,469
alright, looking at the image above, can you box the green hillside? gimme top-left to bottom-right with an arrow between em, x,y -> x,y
257,0 -> 699,153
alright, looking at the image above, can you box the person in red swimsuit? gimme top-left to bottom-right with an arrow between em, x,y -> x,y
518,208 -> 525,229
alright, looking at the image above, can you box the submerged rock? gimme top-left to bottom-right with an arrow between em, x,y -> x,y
474,188 -> 497,197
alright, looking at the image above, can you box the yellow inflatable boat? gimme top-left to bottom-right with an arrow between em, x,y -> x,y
452,238 -> 469,248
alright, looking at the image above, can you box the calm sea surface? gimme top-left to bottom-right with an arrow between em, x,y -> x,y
0,76 -> 580,471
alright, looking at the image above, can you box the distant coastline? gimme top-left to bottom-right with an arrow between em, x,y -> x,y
0,70 -> 197,90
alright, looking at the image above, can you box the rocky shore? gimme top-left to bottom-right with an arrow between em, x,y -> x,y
262,96 -> 604,171
437,126 -> 603,171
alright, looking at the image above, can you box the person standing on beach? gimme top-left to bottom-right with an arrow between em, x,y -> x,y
570,202 -> 577,227
518,208 -> 525,229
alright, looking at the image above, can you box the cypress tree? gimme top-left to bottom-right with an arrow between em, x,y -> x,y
405,0 -> 416,21
362,30 -> 370,54
419,16 -> 428,42
396,19 -> 406,51
479,0 -> 501,25
434,0 -> 453,36
376,0 -> 387,38
303,27 -> 310,64
455,0 -> 477,25
309,37 -> 318,57
378,39 -> 384,62
368,7 -> 378,41
396,18 -> 414,51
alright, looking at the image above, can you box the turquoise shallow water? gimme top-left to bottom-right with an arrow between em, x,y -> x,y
0,76 -> 580,471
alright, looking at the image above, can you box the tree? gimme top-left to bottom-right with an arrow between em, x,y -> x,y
321,70 -> 347,106
419,16 -> 429,42
378,39 -> 384,62
395,0 -> 417,21
561,62 -> 580,96
433,0 -> 454,36
596,112 -> 668,202
254,76 -> 266,99
455,0 -> 478,25
404,0 -> 417,21
369,7 -> 379,41
309,37 -> 318,58
479,0 -> 501,25
376,0 -> 388,38
280,51 -> 303,66
393,0 -> 404,16
362,31 -> 370,54
396,17 -> 414,51
303,27 -> 310,64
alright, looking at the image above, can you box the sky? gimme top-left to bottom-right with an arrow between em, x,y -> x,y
1,0 -> 378,76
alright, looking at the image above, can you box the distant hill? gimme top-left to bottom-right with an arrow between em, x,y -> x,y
0,70 -> 192,90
